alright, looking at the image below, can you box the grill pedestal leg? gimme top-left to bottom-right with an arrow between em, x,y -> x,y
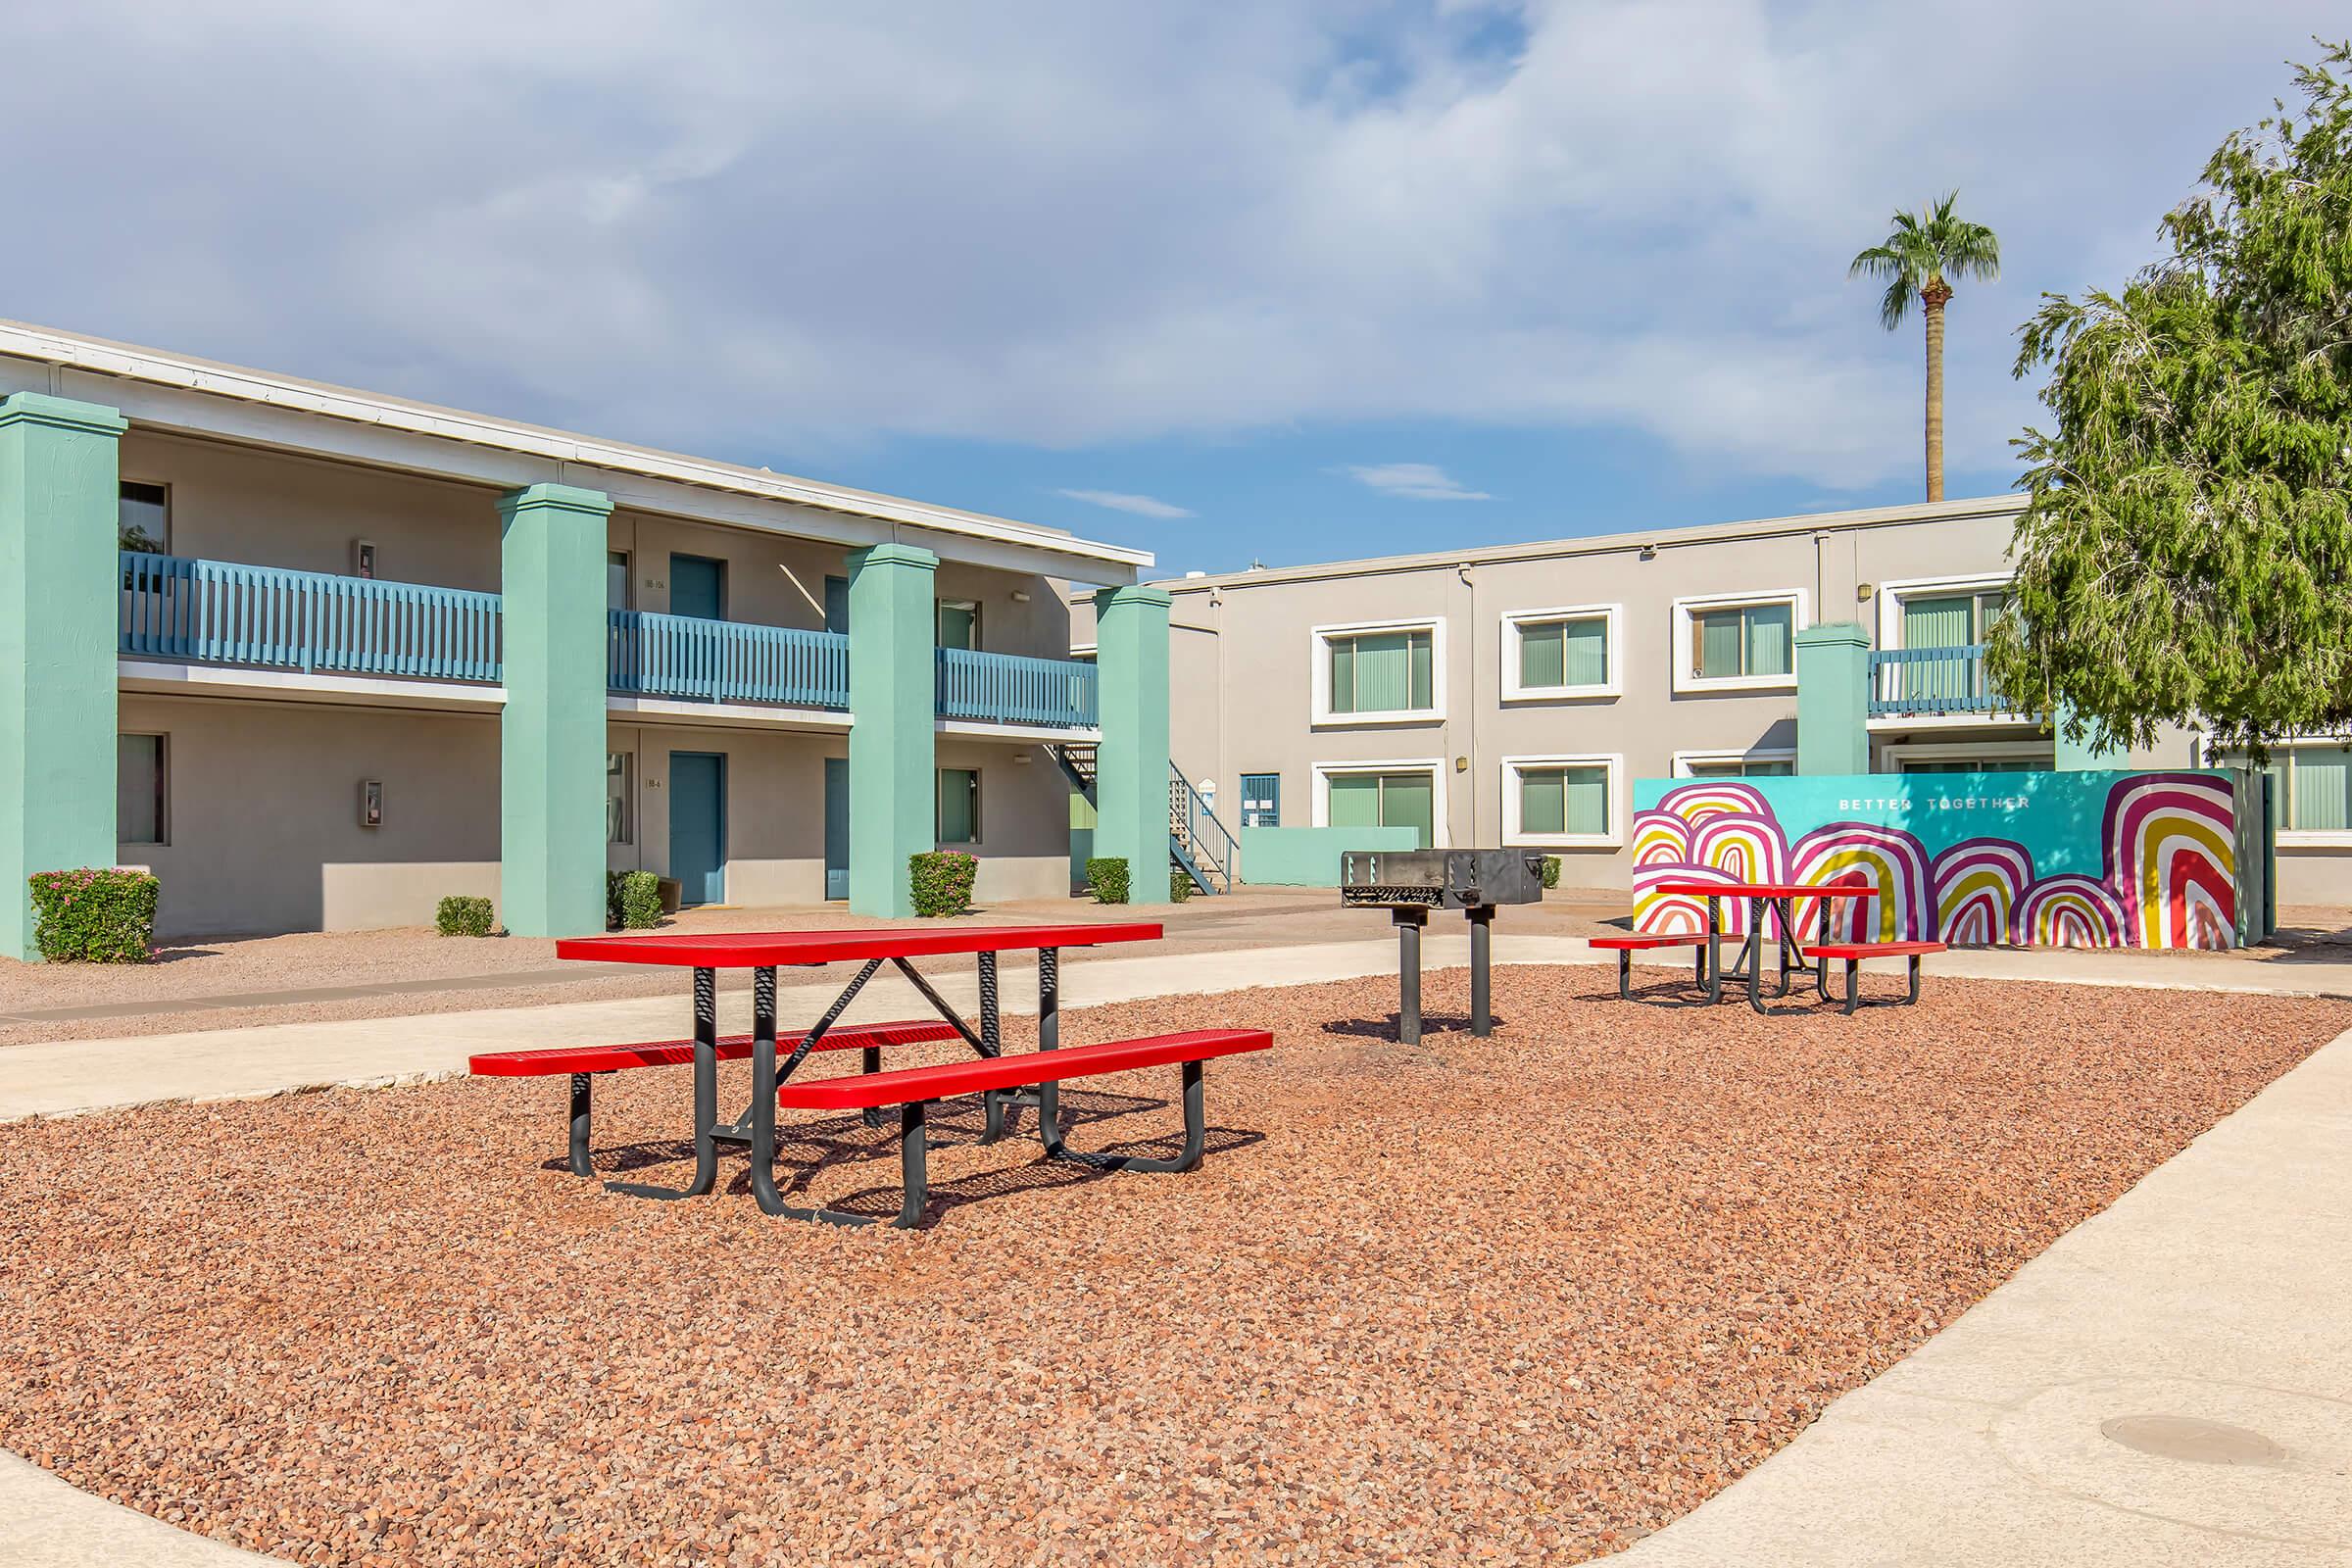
1467,904 -> 1494,1038
1393,906 -> 1428,1045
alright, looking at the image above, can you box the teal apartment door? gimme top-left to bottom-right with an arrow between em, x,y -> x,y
824,758 -> 851,901
669,554 -> 726,620
669,752 -> 726,906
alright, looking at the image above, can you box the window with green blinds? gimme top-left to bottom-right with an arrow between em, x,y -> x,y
1691,601 -> 1792,679
1516,764 -> 1608,837
1329,628 -> 1434,713
1686,759 -> 1793,778
937,767 -> 980,844
1325,770 -> 1435,847
1516,615 -> 1608,690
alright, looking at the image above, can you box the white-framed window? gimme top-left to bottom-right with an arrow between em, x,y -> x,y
608,752 -> 633,845
1877,739 -> 2053,774
936,600 -> 980,652
937,766 -> 982,845
1310,617 -> 1445,725
1500,754 -> 1622,848
2214,741 -> 2352,844
1500,604 -> 1621,701
1670,590 -> 1806,694
1874,572 -> 2013,713
119,481 -> 170,554
1310,759 -> 1445,848
1672,748 -> 1796,778
119,733 -> 168,846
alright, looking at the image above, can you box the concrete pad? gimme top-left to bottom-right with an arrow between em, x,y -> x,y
0,1452 -> 273,1565
1610,1024 -> 2352,1567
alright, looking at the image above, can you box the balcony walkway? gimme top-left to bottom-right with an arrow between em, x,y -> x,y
118,552 -> 1098,731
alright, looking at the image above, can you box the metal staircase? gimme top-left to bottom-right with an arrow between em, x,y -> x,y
1050,743 -> 1235,895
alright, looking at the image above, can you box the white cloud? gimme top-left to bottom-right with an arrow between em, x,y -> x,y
1343,463 -> 1494,501
1055,488 -> 1195,518
1,1 -> 2340,491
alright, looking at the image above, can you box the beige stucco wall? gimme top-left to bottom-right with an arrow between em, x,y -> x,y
119,694 -> 500,938
1099,501 -> 2255,895
119,429 -> 504,590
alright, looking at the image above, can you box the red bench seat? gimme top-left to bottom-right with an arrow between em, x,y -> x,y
1797,941 -> 1945,1012
467,1020 -> 959,1078
470,1020 -> 961,1177
1592,933 -> 1710,999
773,1029 -> 1273,1229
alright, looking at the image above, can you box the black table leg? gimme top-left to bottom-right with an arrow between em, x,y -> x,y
747,967 -> 790,1214
1746,897 -> 1767,1013
1394,906 -> 1428,1043
1035,947 -> 1061,1142
606,965 -> 719,1200
978,950 -> 1005,1139
1705,895 -> 1724,1004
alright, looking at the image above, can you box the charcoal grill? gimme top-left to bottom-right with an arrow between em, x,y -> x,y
1340,849 -> 1545,1043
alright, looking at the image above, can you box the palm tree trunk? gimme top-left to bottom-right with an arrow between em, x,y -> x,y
1922,289 -> 1947,502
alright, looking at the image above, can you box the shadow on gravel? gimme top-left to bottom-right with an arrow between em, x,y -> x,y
567,1087 -> 1266,1227
1321,1011 -> 1511,1041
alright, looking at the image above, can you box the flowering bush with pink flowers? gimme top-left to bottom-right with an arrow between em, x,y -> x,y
27,867 -> 160,963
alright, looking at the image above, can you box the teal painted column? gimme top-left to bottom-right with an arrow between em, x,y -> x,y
847,543 -> 937,917
1793,621 -> 1871,776
0,394 -> 127,960
2054,703 -> 2125,770
500,483 -> 612,938
1093,584 -> 1172,906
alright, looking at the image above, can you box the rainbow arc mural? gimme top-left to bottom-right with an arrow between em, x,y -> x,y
1631,770 -> 2241,951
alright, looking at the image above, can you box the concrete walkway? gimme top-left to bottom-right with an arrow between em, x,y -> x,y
0,933 -> 1583,1122
5,936 -> 2351,1566
1615,1020 -> 2352,1566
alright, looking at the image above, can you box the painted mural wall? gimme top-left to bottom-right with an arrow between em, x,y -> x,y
1630,770 -> 2240,951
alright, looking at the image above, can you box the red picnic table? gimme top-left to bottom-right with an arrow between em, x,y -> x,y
1648,881 -> 1879,1013
492,922 -> 1269,1228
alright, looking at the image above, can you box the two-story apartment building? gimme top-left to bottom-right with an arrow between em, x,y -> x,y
1,320 -> 1179,955
1072,498 -> 2352,906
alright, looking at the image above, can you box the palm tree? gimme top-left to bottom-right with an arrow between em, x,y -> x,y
1850,194 -> 2000,501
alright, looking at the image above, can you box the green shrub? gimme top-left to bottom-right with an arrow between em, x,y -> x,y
27,868 -> 159,963
1086,857 -> 1130,906
909,850 -> 979,917
1169,870 -> 1194,903
436,895 -> 497,938
1541,856 -> 1561,891
607,870 -> 662,930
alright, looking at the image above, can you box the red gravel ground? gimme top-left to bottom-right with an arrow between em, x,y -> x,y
2,969 -> 2344,1566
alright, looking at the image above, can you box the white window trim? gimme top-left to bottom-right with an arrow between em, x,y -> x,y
1873,570 -> 2014,652
1499,752 -> 1624,850
1671,747 -> 1797,777
1309,616 -> 1446,726
1875,738 -> 2055,773
1309,759 -> 1447,848
1499,603 -> 1622,702
2203,736 -> 2352,848
1669,589 -> 1808,695
118,731 -> 170,848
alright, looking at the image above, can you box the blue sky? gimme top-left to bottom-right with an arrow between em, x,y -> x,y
5,3 -> 2339,579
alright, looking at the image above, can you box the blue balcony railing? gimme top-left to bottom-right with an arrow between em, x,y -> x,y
936,648 -> 1099,728
120,551 -> 503,681
607,610 -> 850,709
1868,642 -> 2005,717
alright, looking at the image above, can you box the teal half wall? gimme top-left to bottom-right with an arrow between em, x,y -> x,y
499,482 -> 612,939
1240,825 -> 1418,886
0,393 -> 127,960
1630,768 -> 2250,950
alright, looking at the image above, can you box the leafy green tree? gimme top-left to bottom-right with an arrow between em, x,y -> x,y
1850,193 -> 2002,501
1987,41 -> 2352,757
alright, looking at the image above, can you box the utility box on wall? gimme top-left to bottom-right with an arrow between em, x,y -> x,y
1630,769 -> 2247,951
